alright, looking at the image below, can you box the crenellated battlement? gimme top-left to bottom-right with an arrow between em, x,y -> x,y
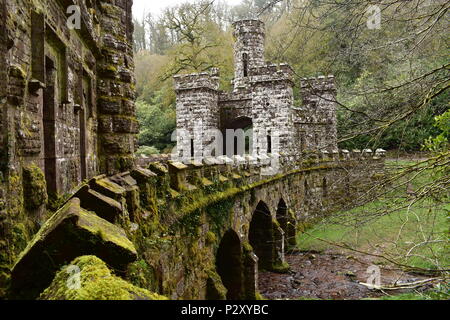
300,75 -> 337,93
232,19 -> 266,37
174,19 -> 343,159
174,68 -> 220,92
249,63 -> 295,84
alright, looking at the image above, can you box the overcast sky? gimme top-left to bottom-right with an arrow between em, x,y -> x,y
132,0 -> 243,19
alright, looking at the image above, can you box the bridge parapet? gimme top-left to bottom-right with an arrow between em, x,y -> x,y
136,149 -> 386,199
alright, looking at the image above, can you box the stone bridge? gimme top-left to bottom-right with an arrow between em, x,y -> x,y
0,1 -> 387,301
10,150 -> 385,300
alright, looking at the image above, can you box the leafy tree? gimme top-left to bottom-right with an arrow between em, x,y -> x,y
136,98 -> 176,153
136,146 -> 160,157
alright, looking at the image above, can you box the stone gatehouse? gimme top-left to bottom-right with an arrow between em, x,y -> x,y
174,19 -> 337,160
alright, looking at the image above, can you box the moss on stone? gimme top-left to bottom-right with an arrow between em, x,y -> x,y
9,198 -> 138,299
22,163 -> 48,210
242,241 -> 254,253
148,162 -> 168,175
205,269 -> 227,300
271,261 -> 290,273
39,255 -> 167,300
255,291 -> 266,300
205,231 -> 217,245
93,177 -> 126,196
127,259 -> 160,293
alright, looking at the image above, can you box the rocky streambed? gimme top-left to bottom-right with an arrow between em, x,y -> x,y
259,250 -> 430,300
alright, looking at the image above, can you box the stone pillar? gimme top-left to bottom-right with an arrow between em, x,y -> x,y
97,0 -> 138,175
273,221 -> 285,265
0,0 -> 7,174
243,242 -> 259,300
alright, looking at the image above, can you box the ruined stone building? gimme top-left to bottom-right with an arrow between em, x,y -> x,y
0,0 -> 137,292
175,20 -> 338,159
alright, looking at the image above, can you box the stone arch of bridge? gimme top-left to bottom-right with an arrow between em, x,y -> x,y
248,201 -> 284,270
276,198 -> 297,249
216,229 -> 244,300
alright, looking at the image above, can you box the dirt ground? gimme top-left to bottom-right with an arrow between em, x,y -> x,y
259,250 -> 430,300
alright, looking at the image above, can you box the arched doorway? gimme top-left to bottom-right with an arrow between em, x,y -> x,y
223,116 -> 253,156
276,198 -> 296,249
249,201 -> 275,270
216,229 -> 244,300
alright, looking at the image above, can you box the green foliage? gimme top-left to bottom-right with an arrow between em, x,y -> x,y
265,0 -> 449,151
136,146 -> 160,156
423,109 -> 450,153
297,160 -> 449,272
136,99 -> 176,153
377,283 -> 449,300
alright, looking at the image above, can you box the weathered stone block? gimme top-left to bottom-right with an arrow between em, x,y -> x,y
10,198 -> 137,299
98,97 -> 121,114
73,185 -> 124,223
22,163 -> 47,210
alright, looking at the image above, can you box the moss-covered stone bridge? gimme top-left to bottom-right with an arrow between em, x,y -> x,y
8,150 -> 385,300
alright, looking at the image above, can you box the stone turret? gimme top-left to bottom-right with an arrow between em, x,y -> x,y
232,20 -> 266,90
300,75 -> 338,151
174,19 -> 339,161
174,69 -> 220,159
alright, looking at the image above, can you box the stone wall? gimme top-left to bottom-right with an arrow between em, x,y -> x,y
0,0 -> 136,294
96,0 -> 138,175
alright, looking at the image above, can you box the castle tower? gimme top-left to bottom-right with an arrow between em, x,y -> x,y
299,76 -> 338,151
232,20 -> 266,90
174,69 -> 220,161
